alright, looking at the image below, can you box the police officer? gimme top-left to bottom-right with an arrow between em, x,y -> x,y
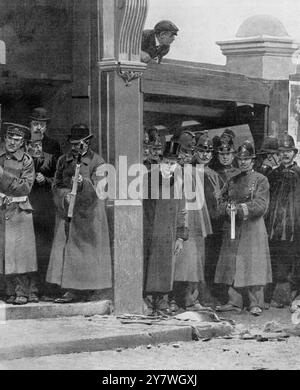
141,20 -> 179,64
177,130 -> 196,165
255,136 -> 280,177
265,133 -> 300,308
215,141 -> 272,316
0,123 -> 38,305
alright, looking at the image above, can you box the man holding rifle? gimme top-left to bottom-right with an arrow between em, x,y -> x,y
215,141 -> 272,316
46,124 -> 112,303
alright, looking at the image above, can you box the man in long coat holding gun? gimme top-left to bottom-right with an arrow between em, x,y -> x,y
215,141 -> 272,316
46,124 -> 112,303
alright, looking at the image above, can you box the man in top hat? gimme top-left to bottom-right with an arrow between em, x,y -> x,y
215,141 -> 272,316
27,132 -> 57,300
141,20 -> 179,64
265,133 -> 300,308
0,123 -> 38,305
143,141 -> 188,315
255,136 -> 280,177
46,124 -> 112,303
29,107 -> 62,161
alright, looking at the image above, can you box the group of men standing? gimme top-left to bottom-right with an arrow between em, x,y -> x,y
143,126 -> 300,316
0,108 -> 112,305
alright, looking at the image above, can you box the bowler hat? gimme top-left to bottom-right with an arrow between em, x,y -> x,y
30,107 -> 51,122
4,122 -> 31,140
236,141 -> 256,159
258,136 -> 279,154
195,131 -> 213,152
278,133 -> 298,153
154,20 -> 179,35
162,141 -> 181,159
68,124 -> 93,143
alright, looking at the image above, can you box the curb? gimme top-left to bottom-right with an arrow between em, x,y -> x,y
0,321 -> 233,361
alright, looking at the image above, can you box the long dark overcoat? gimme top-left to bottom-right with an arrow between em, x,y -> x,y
0,145 -> 37,275
215,170 -> 272,287
46,149 -> 112,290
144,167 -> 188,294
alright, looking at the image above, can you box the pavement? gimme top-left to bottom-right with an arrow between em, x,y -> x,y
0,300 -> 235,361
0,300 -> 297,362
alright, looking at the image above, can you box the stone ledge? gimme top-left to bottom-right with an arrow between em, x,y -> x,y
0,300 -> 112,321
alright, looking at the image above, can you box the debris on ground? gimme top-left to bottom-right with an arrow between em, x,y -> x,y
263,321 -> 284,333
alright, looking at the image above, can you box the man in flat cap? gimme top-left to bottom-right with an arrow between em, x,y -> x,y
27,132 -> 57,300
141,20 -> 179,64
29,107 -> 62,162
46,124 -> 112,303
0,123 -> 38,305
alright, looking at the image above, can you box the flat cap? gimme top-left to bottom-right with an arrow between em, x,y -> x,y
154,20 -> 179,35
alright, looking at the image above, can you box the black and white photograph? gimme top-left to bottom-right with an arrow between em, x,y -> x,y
0,0 -> 299,373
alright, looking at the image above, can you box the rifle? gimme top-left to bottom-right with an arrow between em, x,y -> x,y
67,142 -> 84,220
230,202 -> 236,240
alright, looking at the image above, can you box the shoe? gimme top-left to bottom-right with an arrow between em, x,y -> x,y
155,296 -> 172,316
270,300 -> 285,309
5,295 -> 15,304
28,293 -> 39,303
215,303 -> 242,313
13,296 -> 28,305
54,291 -> 80,304
40,295 -> 55,302
250,306 -> 262,316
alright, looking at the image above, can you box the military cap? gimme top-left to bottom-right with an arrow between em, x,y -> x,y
154,20 -> 179,35
278,133 -> 298,153
257,136 -> 279,154
4,122 -> 31,140
68,124 -> 93,143
162,141 -> 181,159
195,131 -> 213,152
235,141 -> 256,159
30,107 -> 51,122
178,131 -> 196,151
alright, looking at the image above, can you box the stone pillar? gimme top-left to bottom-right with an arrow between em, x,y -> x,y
98,0 -> 148,315
217,37 -> 298,80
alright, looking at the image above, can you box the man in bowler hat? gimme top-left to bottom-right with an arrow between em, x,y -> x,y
29,107 -> 62,161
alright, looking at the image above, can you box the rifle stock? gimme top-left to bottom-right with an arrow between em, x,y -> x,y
67,143 -> 83,219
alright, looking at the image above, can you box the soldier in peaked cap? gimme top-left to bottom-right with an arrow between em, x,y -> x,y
0,123 -> 38,305
141,20 -> 179,64
143,141 -> 188,315
255,136 -> 280,177
265,133 -> 300,309
215,141 -> 272,316
29,107 -> 62,161
46,124 -> 112,303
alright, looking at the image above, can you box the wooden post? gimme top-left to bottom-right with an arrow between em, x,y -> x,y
97,0 -> 148,315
